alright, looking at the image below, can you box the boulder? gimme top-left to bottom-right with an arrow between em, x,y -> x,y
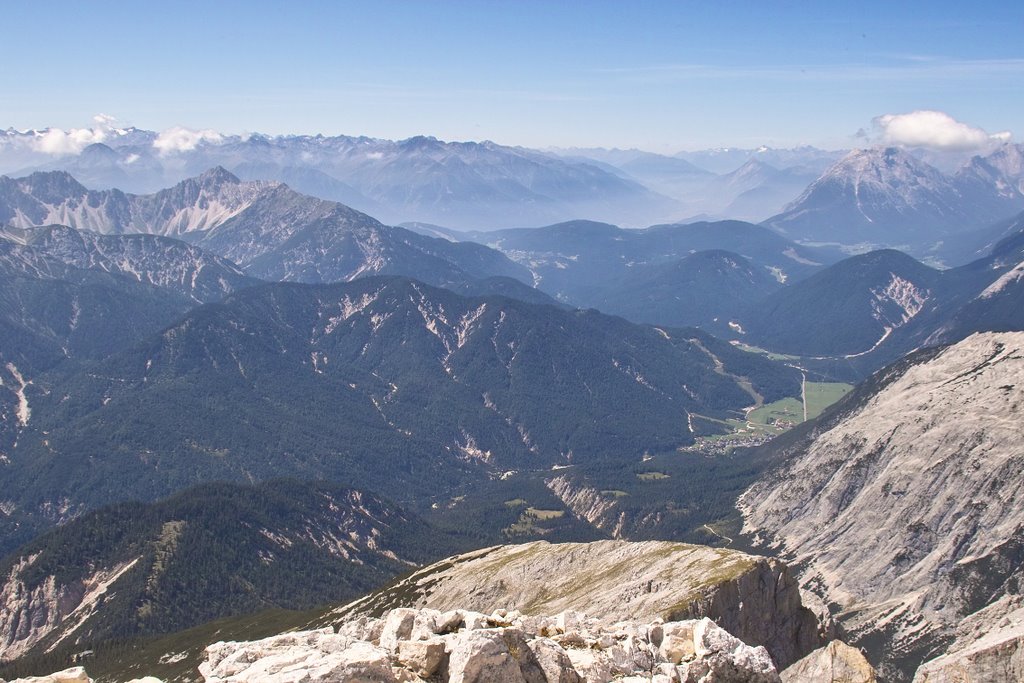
913,623 -> 1024,682
379,608 -> 419,653
782,640 -> 876,682
200,630 -> 393,682
396,638 -> 447,677
528,637 -> 583,683
661,621 -> 697,664
198,608 -> 784,683
445,628 -> 532,683
326,540 -> 825,668
7,669 -> 92,683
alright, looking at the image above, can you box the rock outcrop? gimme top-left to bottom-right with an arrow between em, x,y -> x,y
2,669 -> 160,683
912,597 -> 1024,682
4,667 -> 92,683
913,625 -> 1024,682
329,540 -> 825,669
740,332 -> 1024,680
781,641 -> 876,682
200,607 -> 781,682
0,556 -> 141,660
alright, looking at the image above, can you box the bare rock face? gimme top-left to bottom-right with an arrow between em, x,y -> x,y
913,603 -> 1024,683
330,540 -> 824,669
0,556 -> 141,661
199,607 -> 781,682
741,332 -> 1024,680
781,641 -> 876,683
913,627 -> 1024,682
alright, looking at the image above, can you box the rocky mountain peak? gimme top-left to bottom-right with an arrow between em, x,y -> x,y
16,170 -> 88,204
196,165 -> 241,187
815,146 -> 947,192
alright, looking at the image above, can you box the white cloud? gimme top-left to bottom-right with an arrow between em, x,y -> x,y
26,114 -> 127,156
93,113 -> 119,128
153,126 -> 223,154
872,110 -> 1011,151
35,126 -> 108,155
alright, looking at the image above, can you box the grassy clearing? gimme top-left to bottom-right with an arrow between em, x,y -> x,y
601,489 -> 629,498
527,508 -> 565,520
747,397 -> 802,428
503,507 -> 565,536
729,341 -> 800,361
637,471 -> 671,481
805,382 -> 853,420
504,498 -> 528,507
684,381 -> 852,454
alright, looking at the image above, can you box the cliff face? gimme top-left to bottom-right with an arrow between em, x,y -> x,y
740,332 -> 1024,680
0,555 -> 141,660
328,540 -> 825,669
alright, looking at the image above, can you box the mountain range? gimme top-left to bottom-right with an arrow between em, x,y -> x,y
410,218 -> 837,329
0,275 -> 801,555
0,131 -> 1021,683
0,130 -> 683,229
729,217 -> 1024,377
766,145 -> 1024,258
0,168 -> 537,291
4,166 -> 1022,384
7,126 -> 1024,260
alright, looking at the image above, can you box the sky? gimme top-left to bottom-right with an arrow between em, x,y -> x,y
4,1 -> 1023,152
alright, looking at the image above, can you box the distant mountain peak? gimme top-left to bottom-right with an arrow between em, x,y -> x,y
828,146 -> 943,180
17,170 -> 89,202
196,165 -> 241,185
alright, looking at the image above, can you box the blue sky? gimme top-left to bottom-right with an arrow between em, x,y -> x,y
5,1 -> 1023,151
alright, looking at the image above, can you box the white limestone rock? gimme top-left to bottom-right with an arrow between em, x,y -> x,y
741,332 -> 1024,677
200,629 -> 393,682
528,637 -> 583,683
380,608 -> 419,653
7,668 -> 91,683
445,628 -> 532,683
913,621 -> 1024,682
782,641 -> 876,682
197,608 -> 783,683
328,540 -> 823,669
396,638 -> 447,677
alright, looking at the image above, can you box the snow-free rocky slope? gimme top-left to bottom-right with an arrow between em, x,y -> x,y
0,541 -> 839,682
329,540 -> 825,670
0,169 -> 534,292
0,224 -> 256,304
740,332 -> 1024,681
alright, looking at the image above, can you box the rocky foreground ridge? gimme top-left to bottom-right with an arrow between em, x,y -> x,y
740,331 -> 1024,680
0,541 -> 852,682
2,607 -> 874,683
329,540 -> 826,670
